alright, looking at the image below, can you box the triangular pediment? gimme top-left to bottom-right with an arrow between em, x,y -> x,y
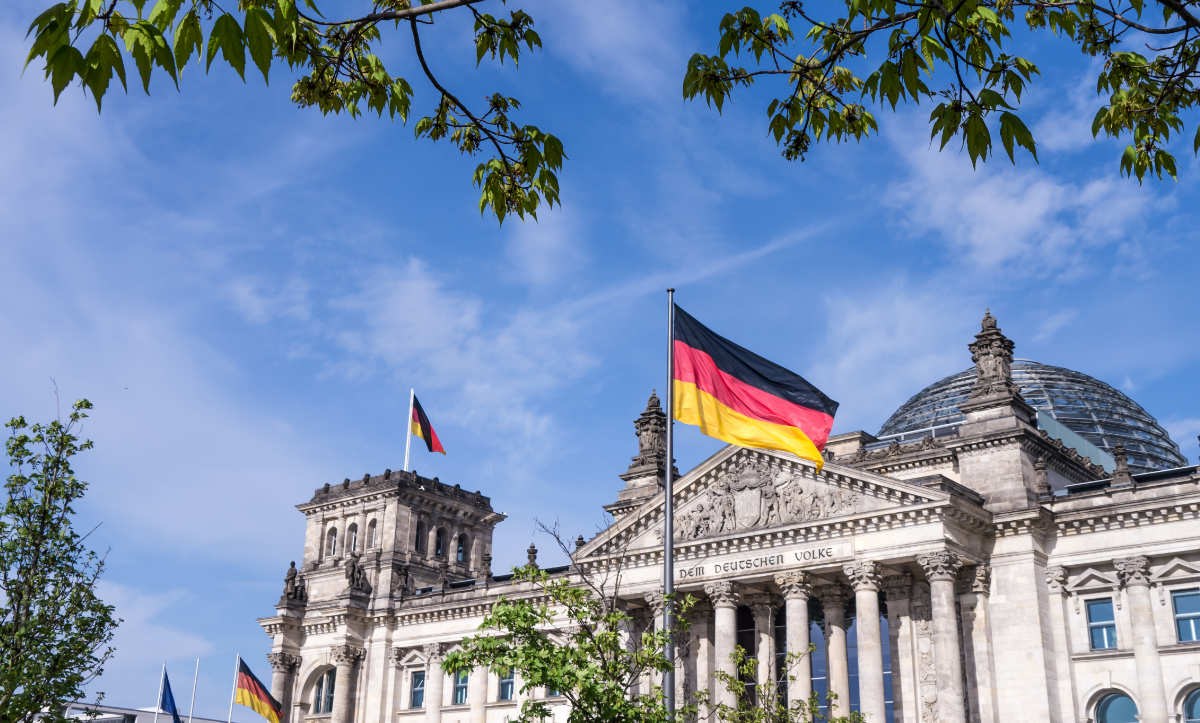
1150,557 -> 1200,583
579,445 -> 951,559
1066,567 -> 1118,593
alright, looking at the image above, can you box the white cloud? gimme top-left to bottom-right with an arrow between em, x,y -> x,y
225,276 -> 312,324
1032,308 -> 1078,343
97,581 -> 214,667
1031,60 -> 1107,153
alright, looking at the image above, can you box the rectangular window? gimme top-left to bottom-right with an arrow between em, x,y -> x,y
410,671 -> 425,709
453,670 -> 469,705
545,686 -> 560,698
1173,588 -> 1200,643
1086,597 -> 1118,650
498,669 -> 514,701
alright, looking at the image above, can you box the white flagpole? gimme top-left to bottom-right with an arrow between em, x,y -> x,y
227,653 -> 240,723
187,657 -> 199,723
403,387 -> 415,472
154,663 -> 166,723
663,288 -> 676,717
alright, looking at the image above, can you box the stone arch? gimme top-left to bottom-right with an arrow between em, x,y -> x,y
298,661 -> 338,716
325,526 -> 338,557
1172,680 -> 1200,721
347,523 -> 359,553
366,518 -> 377,549
456,532 -> 470,564
1082,684 -> 1140,723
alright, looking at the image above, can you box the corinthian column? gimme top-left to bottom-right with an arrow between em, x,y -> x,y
266,652 -> 301,723
424,644 -> 445,723
815,584 -> 851,717
917,551 -> 966,723
775,571 -> 812,710
645,591 -> 667,691
329,645 -> 363,723
705,581 -> 740,710
746,594 -> 778,705
1116,556 -> 1168,723
845,561 -> 886,722
882,573 -> 915,723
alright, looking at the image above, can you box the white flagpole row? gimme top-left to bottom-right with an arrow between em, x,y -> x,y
403,387 -> 415,472
227,653 -> 240,723
188,657 -> 199,723
154,663 -> 165,723
664,288 -> 676,718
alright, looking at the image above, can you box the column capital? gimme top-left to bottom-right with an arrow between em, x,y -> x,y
814,583 -> 850,608
422,642 -> 446,663
1115,555 -> 1151,587
704,580 -> 739,609
743,592 -> 779,614
1045,565 -> 1067,593
774,571 -> 812,600
644,591 -> 666,615
881,572 -> 912,601
330,644 -> 364,667
917,550 -> 963,582
266,651 -> 301,673
843,560 -> 882,592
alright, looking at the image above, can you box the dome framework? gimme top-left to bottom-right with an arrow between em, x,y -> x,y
878,360 -> 1187,473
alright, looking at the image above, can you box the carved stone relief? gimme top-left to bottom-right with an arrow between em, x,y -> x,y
911,581 -> 939,723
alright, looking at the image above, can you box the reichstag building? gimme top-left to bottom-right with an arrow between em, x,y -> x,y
260,313 -> 1200,723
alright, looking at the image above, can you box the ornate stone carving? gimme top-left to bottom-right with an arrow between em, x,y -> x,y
423,642 -> 445,662
965,310 -> 1020,402
267,652 -> 301,673
344,552 -> 372,595
628,391 -> 669,474
644,591 -> 666,615
330,645 -> 363,666
390,563 -> 413,597
704,581 -> 739,608
744,592 -> 778,614
917,551 -> 963,582
1045,566 -> 1066,593
1115,555 -> 1151,587
280,561 -> 307,605
774,571 -> 812,599
526,543 -> 539,570
1111,444 -> 1134,486
814,583 -> 850,608
910,581 -> 938,722
970,564 -> 991,595
1033,456 -> 1050,496
882,572 -> 912,601
843,560 -> 882,592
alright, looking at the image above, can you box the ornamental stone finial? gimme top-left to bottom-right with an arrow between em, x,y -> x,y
966,309 -> 1019,402
527,542 -> 538,569
882,572 -> 913,600
628,390 -> 669,475
1111,444 -> 1134,486
1115,555 -> 1151,587
266,652 -> 301,673
774,571 -> 812,599
704,581 -> 739,608
1046,566 -> 1066,593
917,551 -> 963,582
843,560 -> 882,592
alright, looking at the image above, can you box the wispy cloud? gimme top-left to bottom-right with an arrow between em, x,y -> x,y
1032,308 -> 1078,343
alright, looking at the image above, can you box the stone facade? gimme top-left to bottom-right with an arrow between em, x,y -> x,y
259,314 -> 1200,723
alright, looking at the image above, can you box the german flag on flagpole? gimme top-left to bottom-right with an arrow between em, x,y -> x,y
411,395 -> 446,454
672,303 -> 838,470
233,657 -> 283,723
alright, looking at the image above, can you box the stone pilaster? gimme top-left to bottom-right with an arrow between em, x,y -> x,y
329,645 -> 363,723
882,573 -> 916,723
815,583 -> 851,717
267,652 -> 301,723
423,643 -> 445,723
468,667 -> 486,722
845,561 -> 886,722
705,581 -> 740,710
917,551 -> 966,723
957,565 -> 997,723
776,571 -> 813,710
1045,566 -> 1077,723
1116,556 -> 1168,723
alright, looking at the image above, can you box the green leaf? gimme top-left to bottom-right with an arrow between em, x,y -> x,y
147,0 -> 182,32
207,13 -> 246,80
173,10 -> 202,71
48,43 -> 85,104
83,33 -> 125,110
243,7 -> 275,83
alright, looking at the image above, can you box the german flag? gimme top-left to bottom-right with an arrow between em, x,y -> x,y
672,304 -> 838,470
234,657 -> 283,723
411,395 -> 446,454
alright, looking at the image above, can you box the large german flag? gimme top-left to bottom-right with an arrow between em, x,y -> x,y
234,658 -> 283,723
672,304 -> 838,470
411,395 -> 446,454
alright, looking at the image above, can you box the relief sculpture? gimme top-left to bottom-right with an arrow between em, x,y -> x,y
911,581 -> 939,723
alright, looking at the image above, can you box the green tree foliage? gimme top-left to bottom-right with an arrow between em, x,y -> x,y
683,0 -> 1200,181
0,399 -> 118,723
23,0 -> 563,224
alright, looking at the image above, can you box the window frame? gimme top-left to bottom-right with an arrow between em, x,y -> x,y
313,668 -> 336,714
347,523 -> 359,552
1085,596 -> 1118,651
1172,588 -> 1200,643
409,670 -> 426,709
453,669 -> 469,706
498,668 -> 515,701
325,527 -> 338,557
1183,687 -> 1200,723
366,519 -> 377,549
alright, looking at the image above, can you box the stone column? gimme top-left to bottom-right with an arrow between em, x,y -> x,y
747,594 -> 777,704
330,645 -> 363,723
816,583 -> 851,718
776,571 -> 813,710
917,551 -> 966,723
266,652 -> 301,723
424,644 -> 445,723
882,573 -> 916,723
705,581 -> 740,710
468,667 -> 486,722
691,599 -> 714,703
957,565 -> 998,723
1116,556 -> 1168,723
645,591 -> 666,691
846,561 -> 886,722
1045,567 -> 1077,723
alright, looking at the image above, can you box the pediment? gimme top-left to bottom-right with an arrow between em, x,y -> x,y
580,445 -> 951,559
1066,567 -> 1118,593
1150,557 -> 1200,583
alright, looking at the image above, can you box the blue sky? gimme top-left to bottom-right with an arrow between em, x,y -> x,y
2,0 -> 1198,717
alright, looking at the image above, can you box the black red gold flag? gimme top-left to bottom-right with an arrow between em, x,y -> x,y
234,658 -> 283,723
411,395 -> 446,455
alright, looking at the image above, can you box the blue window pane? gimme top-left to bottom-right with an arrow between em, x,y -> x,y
1184,688 -> 1200,723
1090,627 -> 1109,650
453,670 -> 468,705
1174,590 -> 1200,615
1178,618 -> 1200,643
410,671 -> 425,709
1096,693 -> 1138,723
1087,598 -> 1115,623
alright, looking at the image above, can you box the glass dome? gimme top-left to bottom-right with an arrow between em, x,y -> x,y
878,360 -> 1187,473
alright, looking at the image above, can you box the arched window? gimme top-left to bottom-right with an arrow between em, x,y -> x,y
456,534 -> 468,564
313,669 -> 336,714
325,527 -> 338,557
347,523 -> 359,552
435,529 -> 446,557
415,521 -> 427,554
1096,693 -> 1138,723
366,519 -> 377,549
1184,689 -> 1200,723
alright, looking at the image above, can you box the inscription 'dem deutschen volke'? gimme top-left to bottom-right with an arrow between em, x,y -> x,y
676,541 -> 852,580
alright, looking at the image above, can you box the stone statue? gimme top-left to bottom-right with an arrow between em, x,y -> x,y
711,474 -> 736,533
281,560 -> 307,604
345,552 -> 372,595
627,391 -> 669,474
967,309 -> 1020,400
758,479 -> 781,526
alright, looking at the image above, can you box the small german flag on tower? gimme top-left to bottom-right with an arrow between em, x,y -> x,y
411,394 -> 445,455
232,657 -> 283,723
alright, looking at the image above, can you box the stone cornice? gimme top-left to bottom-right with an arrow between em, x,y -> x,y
1052,493 -> 1200,536
991,507 -> 1054,538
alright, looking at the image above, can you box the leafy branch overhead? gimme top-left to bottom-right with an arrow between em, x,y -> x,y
25,0 -> 563,224
683,0 -> 1200,181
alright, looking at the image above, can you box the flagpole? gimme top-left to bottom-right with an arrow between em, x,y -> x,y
403,387 -> 415,472
227,653 -> 240,723
188,657 -> 199,723
663,288 -> 676,718
154,663 -> 166,723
